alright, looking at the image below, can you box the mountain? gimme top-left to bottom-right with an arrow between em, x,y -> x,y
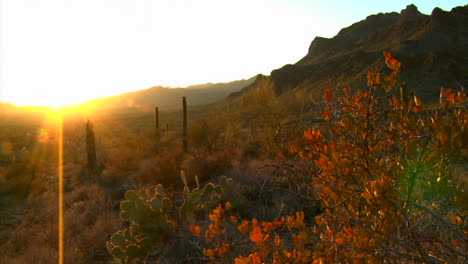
83,77 -> 256,111
228,5 -> 468,103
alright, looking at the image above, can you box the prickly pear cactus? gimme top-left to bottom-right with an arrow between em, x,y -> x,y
106,176 -> 232,263
181,176 -> 232,219
105,226 -> 151,264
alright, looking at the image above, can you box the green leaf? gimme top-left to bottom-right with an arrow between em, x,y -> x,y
120,201 -> 133,212
120,211 -> 129,220
126,245 -> 141,258
155,184 -> 165,195
189,193 -> 203,205
111,234 -> 126,245
140,238 -> 152,250
150,198 -> 164,210
203,183 -> 214,195
125,190 -> 139,201
111,247 -> 127,261
129,223 -> 141,236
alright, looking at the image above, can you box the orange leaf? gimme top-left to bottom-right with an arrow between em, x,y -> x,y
367,70 -> 374,86
383,51 -> 392,60
262,222 -> 274,232
249,252 -> 261,264
304,129 -> 322,143
323,110 -> 331,121
344,227 -> 353,236
237,220 -> 251,234
235,257 -> 249,264
343,86 -> 350,96
317,156 -> 330,170
252,218 -> 259,227
335,237 -> 345,245
361,192 -> 373,203
375,72 -> 382,84
313,258 -> 325,264
288,145 -> 299,153
204,249 -> 216,260
189,225 -> 201,237
275,235 -> 282,246
230,215 -> 238,224
250,227 -> 264,244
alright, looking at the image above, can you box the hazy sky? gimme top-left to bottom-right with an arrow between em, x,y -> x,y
1,0 -> 466,106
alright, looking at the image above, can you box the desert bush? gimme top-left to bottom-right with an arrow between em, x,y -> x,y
189,118 -> 222,152
0,183 -> 121,264
64,184 -> 122,263
288,52 -> 467,263
181,149 -> 236,183
135,149 -> 184,186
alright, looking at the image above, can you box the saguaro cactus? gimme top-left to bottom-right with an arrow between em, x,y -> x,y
155,106 -> 160,142
86,118 -> 97,170
182,97 -> 188,153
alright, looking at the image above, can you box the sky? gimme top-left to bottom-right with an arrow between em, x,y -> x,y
1,0 -> 467,106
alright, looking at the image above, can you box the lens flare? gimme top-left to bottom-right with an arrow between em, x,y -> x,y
38,128 -> 49,143
57,112 -> 64,264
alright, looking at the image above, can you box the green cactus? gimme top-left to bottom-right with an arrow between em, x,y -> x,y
182,96 -> 188,153
86,118 -> 97,170
106,176 -> 232,263
105,227 -> 151,264
155,106 -> 160,143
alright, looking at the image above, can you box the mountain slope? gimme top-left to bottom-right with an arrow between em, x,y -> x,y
228,4 -> 468,103
84,77 -> 256,110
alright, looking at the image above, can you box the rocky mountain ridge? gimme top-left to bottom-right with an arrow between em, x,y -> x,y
229,4 -> 468,103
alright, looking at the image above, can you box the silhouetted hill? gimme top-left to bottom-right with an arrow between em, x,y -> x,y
228,4 -> 468,103
84,77 -> 255,110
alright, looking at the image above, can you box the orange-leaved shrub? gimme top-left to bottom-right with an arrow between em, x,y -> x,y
289,51 -> 466,263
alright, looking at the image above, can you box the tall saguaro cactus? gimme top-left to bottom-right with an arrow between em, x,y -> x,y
155,106 -> 160,143
86,118 -> 97,170
182,97 -> 188,153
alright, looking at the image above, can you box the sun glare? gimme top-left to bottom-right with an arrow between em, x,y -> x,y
9,94 -> 89,108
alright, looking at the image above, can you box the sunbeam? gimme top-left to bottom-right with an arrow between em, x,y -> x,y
56,110 -> 64,264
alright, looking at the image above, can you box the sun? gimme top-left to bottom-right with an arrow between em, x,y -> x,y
5,91 -> 93,108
